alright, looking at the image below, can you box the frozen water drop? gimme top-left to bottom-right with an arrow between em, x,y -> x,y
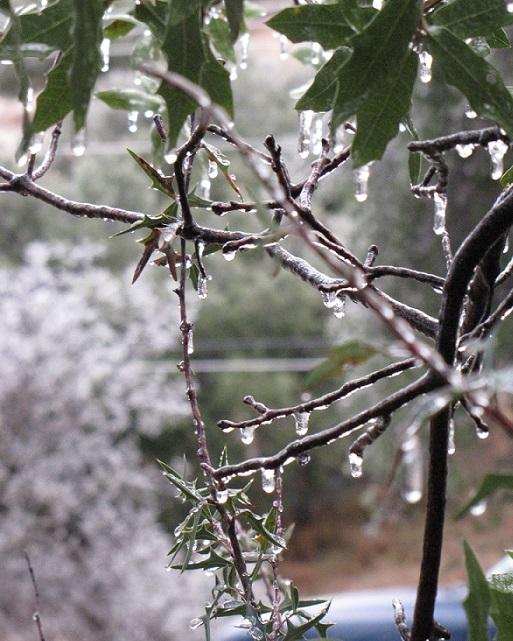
433,192 -> 447,235
455,143 -> 474,158
311,113 -> 324,155
199,175 -> 211,200
419,50 -> 433,84
216,488 -> 228,504
207,159 -> 218,179
293,410 -> 310,436
241,426 -> 255,445
298,452 -> 311,466
261,468 -> 275,493
321,290 -> 337,308
71,129 -> 86,157
223,250 -> 236,262
508,1 -> 513,13
333,295 -> 346,318
349,452 -> 363,478
101,38 -> 111,72
488,139 -> 508,180
165,151 -> 177,164
476,425 -> 489,439
197,273 -> 208,300
470,499 -> 487,516
353,163 -> 371,202
184,328 -> 194,355
448,417 -> 456,455
190,618 -> 203,630
298,110 -> 314,159
128,110 -> 139,133
465,106 -> 477,119
239,31 -> 250,69
28,132 -> 44,155
403,489 -> 422,504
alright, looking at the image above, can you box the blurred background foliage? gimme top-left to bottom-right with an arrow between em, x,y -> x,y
1,1 -> 513,630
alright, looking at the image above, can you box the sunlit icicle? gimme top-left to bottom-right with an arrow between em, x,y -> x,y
487,139 -> 509,180
321,290 -> 337,308
199,175 -> 211,200
348,452 -> 363,478
465,106 -> 477,119
100,38 -> 111,72
455,143 -> 474,158
448,416 -> 456,455
401,434 -> 423,504
279,35 -> 289,60
241,425 -> 256,445
128,110 -> 139,133
261,468 -> 276,493
333,295 -> 346,318
470,499 -> 487,516
207,159 -> 218,179
239,32 -> 250,70
418,50 -> 433,84
433,192 -> 447,236
298,110 -> 314,159
353,163 -> 371,202
311,113 -> 324,156
197,273 -> 208,300
71,128 -> 86,157
28,132 -> 45,155
293,410 -> 310,436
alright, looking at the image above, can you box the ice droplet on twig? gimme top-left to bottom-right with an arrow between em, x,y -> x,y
26,86 -> 34,113
455,143 -> 474,158
239,31 -> 250,69
487,139 -> 509,180
433,192 -> 447,235
401,434 -> 423,504
28,132 -> 44,155
223,250 -> 236,262
298,452 -> 311,466
465,106 -> 477,119
100,38 -> 111,72
353,164 -> 371,202
470,499 -> 487,516
349,452 -> 363,478
261,468 -> 275,493
321,290 -> 337,308
184,328 -> 194,355
197,274 -> 208,300
241,426 -> 256,445
128,110 -> 139,133
293,410 -> 310,436
311,113 -> 324,156
216,488 -> 228,504
207,159 -> 218,179
71,128 -> 86,157
333,295 -> 346,318
418,50 -> 433,84
298,110 -> 314,159
448,416 -> 456,455
190,618 -> 203,630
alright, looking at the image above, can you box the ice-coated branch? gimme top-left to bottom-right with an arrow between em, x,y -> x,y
408,126 -> 509,155
367,265 -> 445,289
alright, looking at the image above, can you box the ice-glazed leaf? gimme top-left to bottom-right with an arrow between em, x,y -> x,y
103,18 -> 136,40
206,17 -> 236,63
167,0 -> 203,25
296,46 -> 351,112
70,0 -> 103,131
487,28 -> 510,49
457,473 -> 513,518
199,34 -> 233,117
428,27 -> 513,138
463,541 -> 491,641
331,0 -> 420,130
429,0 -> 513,39
96,89 -> 163,113
489,573 -> 513,641
32,49 -> 73,132
127,148 -> 175,197
352,50 -> 417,167
225,0 -> 244,42
306,341 -> 378,389
267,4 -> 358,50
283,604 -> 331,641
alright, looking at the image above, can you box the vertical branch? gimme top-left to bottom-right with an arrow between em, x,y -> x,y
24,552 -> 46,641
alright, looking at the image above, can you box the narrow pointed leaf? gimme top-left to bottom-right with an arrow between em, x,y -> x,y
463,541 -> 491,641
127,148 -> 175,196
489,574 -> 513,641
428,27 -> 513,138
132,230 -> 160,284
97,89 -> 163,112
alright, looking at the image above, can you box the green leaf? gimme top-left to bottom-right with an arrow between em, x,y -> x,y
70,0 -> 103,131
331,0 -> 420,130
500,164 -> 513,187
172,548 -> 231,571
427,27 -> 513,138
32,49 -> 73,132
167,0 -> 203,26
206,17 -> 236,63
489,574 -> 513,641
283,604 -> 331,641
96,89 -> 163,113
225,0 -> 244,42
127,148 -> 175,196
429,0 -> 512,39
352,50 -> 417,167
181,508 -> 202,572
463,541 -> 491,641
103,18 -> 136,40
305,341 -> 378,389
296,46 -> 351,112
199,34 -> 233,117
486,28 -> 510,49
239,510 -> 286,549
458,473 -> 513,518
267,4 -> 358,50
134,0 -> 167,40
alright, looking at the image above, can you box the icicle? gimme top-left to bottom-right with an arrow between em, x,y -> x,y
222,250 -> 236,262
279,35 -> 289,60
401,434 -> 423,504
197,274 -> 208,300
418,50 -> 433,84
349,452 -> 363,478
261,468 -> 276,493
71,128 -> 86,157
487,139 -> 509,180
100,38 -> 111,72
470,499 -> 487,516
353,163 -> 371,202
293,410 -> 310,436
240,426 -> 256,445
448,416 -> 456,455
311,113 -> 324,156
26,86 -> 34,113
207,159 -> 218,179
239,32 -> 250,70
333,295 -> 346,318
321,290 -> 337,308
298,110 -> 314,159
128,110 -> 139,133
455,143 -> 474,158
28,132 -> 44,155
433,192 -> 447,235
465,106 -> 477,119
298,452 -> 311,466
185,328 -> 194,355
199,175 -> 211,200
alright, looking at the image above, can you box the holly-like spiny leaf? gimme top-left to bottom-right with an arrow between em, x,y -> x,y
463,540 -> 491,641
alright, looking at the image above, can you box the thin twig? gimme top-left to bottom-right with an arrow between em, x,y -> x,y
24,552 -> 46,641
